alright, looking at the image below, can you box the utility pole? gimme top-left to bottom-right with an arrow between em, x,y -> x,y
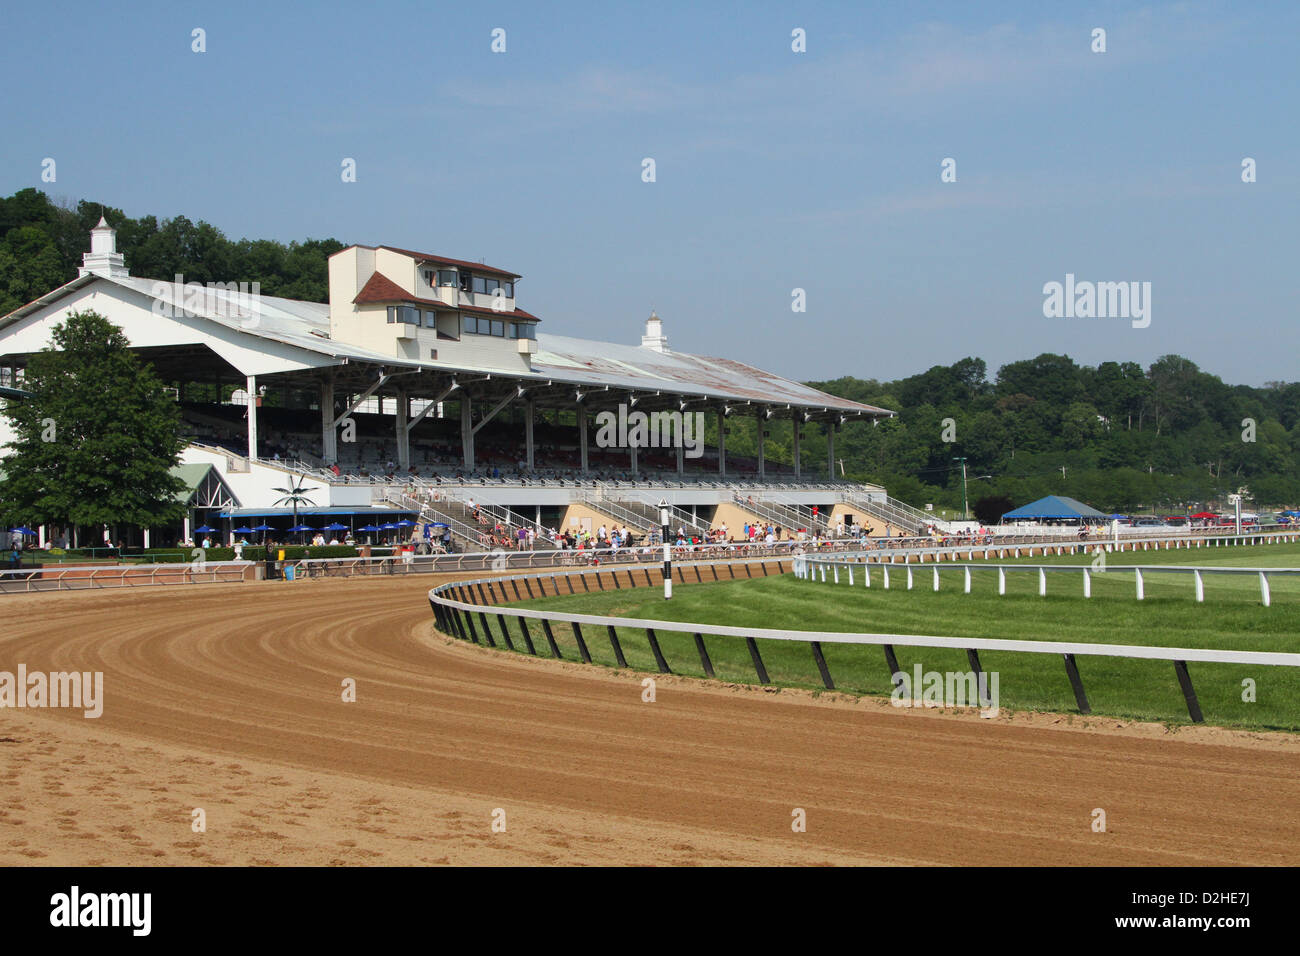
953,457 -> 969,521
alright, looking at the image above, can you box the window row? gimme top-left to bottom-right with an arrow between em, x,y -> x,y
423,269 -> 514,298
386,306 -> 536,340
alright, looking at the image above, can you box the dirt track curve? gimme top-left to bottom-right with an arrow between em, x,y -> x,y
2,573 -> 1298,866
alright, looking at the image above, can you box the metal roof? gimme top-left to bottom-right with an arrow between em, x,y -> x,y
0,273 -> 892,417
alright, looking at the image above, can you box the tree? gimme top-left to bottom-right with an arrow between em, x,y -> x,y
972,494 -> 1015,525
0,311 -> 186,532
271,476 -> 317,528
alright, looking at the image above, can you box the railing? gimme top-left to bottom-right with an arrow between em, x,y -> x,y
797,557 -> 1300,606
426,557 -> 1300,723
473,500 -> 562,548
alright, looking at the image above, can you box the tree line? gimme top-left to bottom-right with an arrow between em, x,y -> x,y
0,188 -> 342,316
2,188 -> 1296,514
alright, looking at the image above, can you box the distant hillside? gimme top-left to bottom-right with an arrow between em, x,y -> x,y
3,188 -> 1297,511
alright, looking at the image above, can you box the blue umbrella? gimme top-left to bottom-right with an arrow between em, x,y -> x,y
324,522 -> 349,531
253,523 -> 273,531
232,526 -> 255,534
395,519 -> 415,528
194,525 -> 217,534
8,527 -> 36,535
289,524 -> 316,533
357,524 -> 381,532
380,523 -> 399,530
430,522 -> 449,528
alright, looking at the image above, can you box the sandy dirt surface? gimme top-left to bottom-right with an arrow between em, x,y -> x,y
2,573 -> 1298,866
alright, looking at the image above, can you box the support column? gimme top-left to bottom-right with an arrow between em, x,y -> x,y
461,396 -> 474,470
828,421 -> 836,477
792,410 -> 802,478
142,528 -> 150,549
246,374 -> 258,461
757,411 -> 765,480
676,439 -> 684,476
578,406 -> 589,473
395,388 -> 410,469
630,443 -> 639,476
525,401 -> 535,471
717,407 -> 726,477
320,377 -> 337,463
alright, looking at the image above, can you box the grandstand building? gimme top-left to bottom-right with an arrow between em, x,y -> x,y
0,219 -> 935,550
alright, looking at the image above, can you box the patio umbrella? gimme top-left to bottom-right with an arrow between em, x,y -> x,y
8,527 -> 36,535
288,524 -> 316,532
1191,512 -> 1217,519
380,523 -> 399,530
232,526 -> 255,535
323,522 -> 349,531
194,525 -> 217,534
357,524 -> 381,532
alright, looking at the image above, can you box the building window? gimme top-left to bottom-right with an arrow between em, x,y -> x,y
424,310 -> 438,328
423,270 -> 435,286
397,305 -> 420,325
386,306 -> 397,324
502,280 -> 514,298
491,319 -> 505,337
437,269 -> 458,288
511,322 -> 535,340
459,273 -> 471,293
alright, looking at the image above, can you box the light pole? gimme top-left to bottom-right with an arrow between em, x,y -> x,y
953,457 -> 969,521
659,498 -> 672,599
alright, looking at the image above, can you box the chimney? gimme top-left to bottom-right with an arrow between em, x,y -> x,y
78,216 -> 128,278
641,310 -> 668,352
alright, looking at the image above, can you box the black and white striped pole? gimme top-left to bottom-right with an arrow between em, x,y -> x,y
659,498 -> 672,599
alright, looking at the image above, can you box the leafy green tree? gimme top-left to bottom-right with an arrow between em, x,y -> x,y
0,311 -> 185,532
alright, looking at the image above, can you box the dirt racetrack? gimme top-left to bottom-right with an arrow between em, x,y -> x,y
2,573 -> 1298,866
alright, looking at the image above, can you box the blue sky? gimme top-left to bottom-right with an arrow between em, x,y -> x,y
2,0 -> 1296,385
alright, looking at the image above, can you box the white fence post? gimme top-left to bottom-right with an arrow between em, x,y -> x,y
1260,572 -> 1271,607
998,567 -> 1006,595
848,566 -> 854,586
883,566 -> 890,589
1194,569 -> 1204,603
906,566 -> 914,590
864,565 -> 871,588
833,565 -> 839,584
1082,567 -> 1091,598
1135,568 -> 1145,601
964,565 -> 971,593
933,566 -> 940,591
1038,567 -> 1047,597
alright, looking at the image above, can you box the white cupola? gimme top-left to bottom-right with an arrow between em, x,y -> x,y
641,310 -> 668,352
78,216 -> 129,278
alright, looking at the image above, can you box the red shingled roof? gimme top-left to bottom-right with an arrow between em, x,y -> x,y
352,271 -> 539,321
377,246 -> 521,279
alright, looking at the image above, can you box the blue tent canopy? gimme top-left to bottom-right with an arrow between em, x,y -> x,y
1002,495 -> 1106,521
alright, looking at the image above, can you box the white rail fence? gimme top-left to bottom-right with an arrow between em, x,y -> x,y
427,560 -> 1300,723
796,558 -> 1300,606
